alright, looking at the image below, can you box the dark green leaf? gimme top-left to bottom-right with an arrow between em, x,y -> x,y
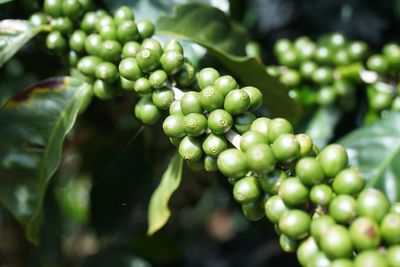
0,20 -> 45,68
147,152 -> 183,235
305,106 -> 342,148
156,4 -> 300,120
0,0 -> 13,4
0,77 -> 92,243
103,0 -> 229,21
339,112 -> 400,203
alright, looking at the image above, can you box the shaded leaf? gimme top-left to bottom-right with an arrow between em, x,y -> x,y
339,112 -> 400,203
0,20 -> 44,68
147,152 -> 183,235
0,77 -> 92,243
305,106 -> 342,148
156,3 -> 300,120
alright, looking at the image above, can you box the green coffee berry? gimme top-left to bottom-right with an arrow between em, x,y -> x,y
278,209 -> 311,240
202,134 -> 227,157
134,77 -> 152,95
160,50 -> 184,75
149,70 -> 168,89
100,40 -> 121,62
233,112 -> 257,134
214,75 -> 238,97
279,234 -> 298,253
233,176 -> 261,204
207,109 -> 233,134
271,133 -> 300,162
317,144 -> 348,177
178,136 -> 203,162
329,194 -> 357,224
242,86 -> 262,111
296,237 -> 319,267
122,41 -> 141,58
356,188 -> 390,223
137,20 -> 155,39
113,5 -> 134,23
163,39 -> 183,53
204,156 -> 218,172
77,56 -> 102,77
44,0 -> 63,17
95,62 -> 119,83
296,157 -> 324,185
354,251 -> 386,267
62,0 -> 82,19
134,95 -> 161,124
264,195 -> 288,223
217,148 -> 248,178
119,57 -> 143,81
250,117 -> 271,142
69,30 -> 87,52
224,89 -> 250,115
309,184 -> 333,206
267,118 -> 293,143
380,213 -> 400,245
182,113 -> 207,136
162,114 -> 185,138
93,79 -> 114,100
259,170 -> 287,195
169,100 -> 183,115
332,168 -> 365,196
240,130 -> 265,151
199,86 -> 224,111
119,77 -> 135,91
151,87 -> 174,110
310,215 -> 336,243
176,62 -> 196,87
279,177 -> 309,207
242,201 -> 265,222
245,143 -> 276,174
350,217 -> 381,250
320,225 -> 353,259
117,20 -> 139,43
81,12 -> 97,33
180,91 -> 203,115
197,68 -> 220,90
84,33 -> 102,56
46,31 -> 67,52
137,48 -> 160,73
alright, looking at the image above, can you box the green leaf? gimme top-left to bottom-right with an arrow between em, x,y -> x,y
339,112 -> 400,203
156,4 -> 300,120
0,20 -> 45,68
147,152 -> 183,235
0,0 -> 13,4
0,77 -> 92,243
103,0 -> 229,21
305,106 -> 343,148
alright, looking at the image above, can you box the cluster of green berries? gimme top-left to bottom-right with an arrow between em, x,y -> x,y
267,33 -> 368,109
34,2 -> 400,266
365,43 -> 400,112
165,68 -> 263,171
33,0 -> 197,108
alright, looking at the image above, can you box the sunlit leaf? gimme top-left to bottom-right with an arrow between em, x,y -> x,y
147,152 -> 183,235
339,112 -> 400,203
0,20 -> 44,68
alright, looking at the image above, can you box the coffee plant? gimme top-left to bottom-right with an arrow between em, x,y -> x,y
1,0 -> 400,267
